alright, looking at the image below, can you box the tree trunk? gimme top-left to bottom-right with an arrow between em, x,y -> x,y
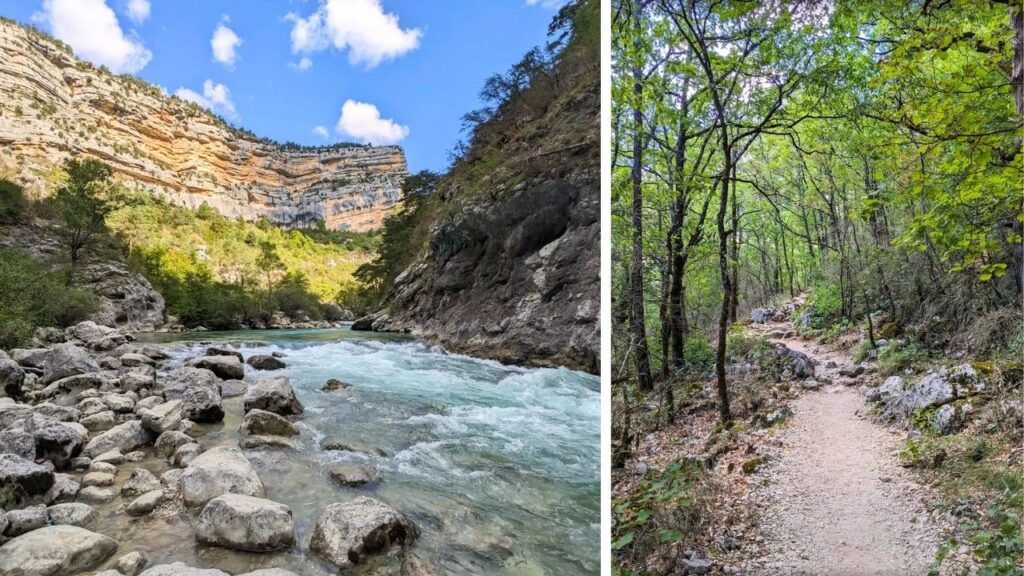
1011,3 -> 1023,294
715,165 -> 733,424
629,18 -> 654,392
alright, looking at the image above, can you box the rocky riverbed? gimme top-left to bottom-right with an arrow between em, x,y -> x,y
0,322 -> 599,574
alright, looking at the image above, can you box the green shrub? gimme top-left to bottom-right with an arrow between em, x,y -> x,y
0,248 -> 97,348
796,283 -> 844,331
0,179 -> 27,224
612,459 -> 704,560
273,272 -> 323,320
878,341 -> 927,375
680,335 -> 715,378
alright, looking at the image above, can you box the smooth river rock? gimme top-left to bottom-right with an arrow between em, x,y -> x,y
309,496 -> 417,569
180,445 -> 265,507
243,377 -> 303,416
0,525 -> 118,575
239,409 -> 299,437
83,420 -> 154,458
195,494 -> 296,551
0,453 -> 54,501
186,356 -> 244,380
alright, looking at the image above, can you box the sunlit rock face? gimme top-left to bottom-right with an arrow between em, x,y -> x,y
0,20 -> 407,232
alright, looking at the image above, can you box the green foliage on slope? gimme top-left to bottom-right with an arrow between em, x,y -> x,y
106,193 -> 377,327
0,247 -> 97,348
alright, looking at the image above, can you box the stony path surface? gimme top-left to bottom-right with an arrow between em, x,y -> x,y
744,319 -> 939,576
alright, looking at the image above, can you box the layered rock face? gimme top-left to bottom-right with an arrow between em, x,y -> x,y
0,20 -> 406,231
368,54 -> 600,374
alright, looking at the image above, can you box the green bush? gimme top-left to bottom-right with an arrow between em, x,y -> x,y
680,336 -> 715,378
0,179 -> 27,224
797,283 -> 844,331
878,341 -> 927,375
273,272 -> 323,320
0,248 -> 97,348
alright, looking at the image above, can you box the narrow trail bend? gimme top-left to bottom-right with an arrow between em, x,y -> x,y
742,315 -> 940,576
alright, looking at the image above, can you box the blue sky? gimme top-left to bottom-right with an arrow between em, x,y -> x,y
0,0 -> 567,171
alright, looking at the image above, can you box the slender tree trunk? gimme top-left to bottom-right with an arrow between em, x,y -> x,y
629,15 -> 654,392
728,160 -> 740,324
1011,3 -> 1023,294
715,164 -> 733,424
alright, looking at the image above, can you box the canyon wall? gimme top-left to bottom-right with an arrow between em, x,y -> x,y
0,19 -> 406,231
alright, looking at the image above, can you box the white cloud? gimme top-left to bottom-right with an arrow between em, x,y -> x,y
125,0 -> 150,23
289,57 -> 313,71
211,22 -> 241,67
37,0 -> 152,73
174,80 -> 237,119
335,100 -> 407,145
312,125 -> 330,139
286,0 -> 421,69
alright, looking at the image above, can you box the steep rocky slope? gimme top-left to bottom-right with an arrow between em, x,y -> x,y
363,7 -> 599,374
0,19 -> 406,231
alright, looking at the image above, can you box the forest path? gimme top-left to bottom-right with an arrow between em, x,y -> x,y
742,312 -> 939,576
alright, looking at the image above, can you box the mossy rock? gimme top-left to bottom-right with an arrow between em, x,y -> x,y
879,321 -> 901,339
742,456 -> 767,474
321,378 -> 351,391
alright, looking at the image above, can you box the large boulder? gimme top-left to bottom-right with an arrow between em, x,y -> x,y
121,468 -> 161,498
44,473 -> 80,504
180,386 -> 224,423
246,355 -> 285,371
777,345 -> 816,379
46,502 -> 96,527
38,344 -> 100,385
161,368 -> 218,400
3,504 -> 47,536
239,409 -> 298,437
126,490 -> 164,516
875,364 -> 991,434
0,525 -> 118,576
328,464 -> 377,487
154,431 -> 193,459
83,421 -> 154,458
750,307 -> 774,324
881,372 -> 955,421
309,497 -> 417,569
65,321 -> 126,350
0,454 -> 54,503
244,377 -> 303,416
25,413 -> 87,467
139,400 -> 183,434
0,428 -> 36,460
185,356 -> 244,380
194,494 -> 295,551
205,347 -> 242,361
0,401 -> 32,430
180,446 -> 265,508
0,358 -> 26,399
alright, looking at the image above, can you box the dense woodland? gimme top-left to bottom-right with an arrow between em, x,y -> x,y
612,0 -> 1022,573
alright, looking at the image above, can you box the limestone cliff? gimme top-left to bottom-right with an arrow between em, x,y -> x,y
0,19 -> 406,231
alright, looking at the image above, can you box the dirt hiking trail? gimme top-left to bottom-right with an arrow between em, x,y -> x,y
742,312 -> 939,576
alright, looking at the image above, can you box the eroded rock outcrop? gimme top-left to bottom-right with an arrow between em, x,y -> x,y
362,45 -> 599,374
